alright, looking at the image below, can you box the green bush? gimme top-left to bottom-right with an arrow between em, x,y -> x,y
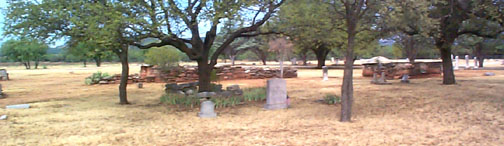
160,94 -> 201,108
323,94 -> 341,104
144,46 -> 182,72
85,71 -> 111,85
160,87 -> 267,109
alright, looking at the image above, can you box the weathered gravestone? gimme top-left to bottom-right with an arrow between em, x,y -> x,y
465,55 -> 470,69
0,69 -> 8,81
454,56 -> 459,70
137,82 -> 143,88
0,115 -> 6,120
473,57 -> 478,69
0,84 -> 3,99
400,74 -> 410,83
322,66 -> 329,81
264,78 -> 288,110
6,104 -> 30,109
198,92 -> 217,118
484,72 -> 496,76
331,57 -> 335,63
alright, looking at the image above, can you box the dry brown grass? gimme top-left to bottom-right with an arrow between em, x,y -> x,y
1,62 -> 504,145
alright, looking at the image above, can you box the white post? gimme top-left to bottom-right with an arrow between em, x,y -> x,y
465,55 -> 469,69
474,57 -> 478,69
322,66 -> 329,81
454,56 -> 459,70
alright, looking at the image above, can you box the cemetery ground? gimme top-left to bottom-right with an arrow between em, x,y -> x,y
1,60 -> 504,145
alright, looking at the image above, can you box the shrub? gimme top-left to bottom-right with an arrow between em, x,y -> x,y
323,94 -> 341,104
85,71 -> 111,85
160,87 -> 267,109
144,46 -> 182,72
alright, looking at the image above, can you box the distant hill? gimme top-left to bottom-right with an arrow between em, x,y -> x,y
47,46 -> 65,54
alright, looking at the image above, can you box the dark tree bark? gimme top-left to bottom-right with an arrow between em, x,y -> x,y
312,45 -> 330,69
474,42 -> 484,67
116,45 -> 129,104
94,56 -> 102,67
299,48 -> 309,66
439,46 -> 456,84
341,25 -> 356,123
35,59 -> 39,69
83,60 -> 87,67
197,60 -> 212,92
404,35 -> 418,64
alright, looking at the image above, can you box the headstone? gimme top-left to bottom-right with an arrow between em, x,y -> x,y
474,57 -> 479,69
291,58 -> 297,65
226,85 -> 240,91
484,72 -> 495,76
137,82 -> 143,88
400,74 -> 410,83
322,66 -> 329,81
198,100 -> 217,118
0,115 -> 6,120
165,83 -> 179,93
232,89 -> 244,95
331,57 -> 335,63
6,104 -> 30,109
454,56 -> 459,70
197,92 -> 216,99
0,69 -> 8,80
98,81 -> 108,84
371,72 -> 378,83
264,78 -> 288,110
465,55 -> 469,69
185,89 -> 194,95
451,54 -> 454,60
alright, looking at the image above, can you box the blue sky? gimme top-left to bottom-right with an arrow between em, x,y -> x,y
0,0 -> 7,46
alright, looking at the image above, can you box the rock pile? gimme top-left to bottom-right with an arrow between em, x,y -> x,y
141,65 -> 298,83
0,69 -> 9,81
0,84 -> 4,99
90,74 -> 142,85
165,82 -> 244,98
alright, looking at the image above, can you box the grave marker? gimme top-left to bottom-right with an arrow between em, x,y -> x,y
264,78 -> 288,110
322,66 -> 329,81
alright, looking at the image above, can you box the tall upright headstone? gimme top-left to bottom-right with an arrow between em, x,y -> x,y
322,66 -> 329,81
264,78 -> 288,110
465,55 -> 470,69
406,58 -> 410,63
454,56 -> 459,70
331,57 -> 335,63
474,57 -> 479,69
291,58 -> 297,65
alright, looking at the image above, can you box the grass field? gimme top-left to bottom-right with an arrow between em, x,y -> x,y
1,60 -> 504,145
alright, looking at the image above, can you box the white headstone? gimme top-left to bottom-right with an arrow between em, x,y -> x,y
465,55 -> 470,69
401,74 -> 410,83
198,100 -> 217,118
406,58 -> 410,63
331,57 -> 335,63
291,58 -> 297,65
6,104 -> 30,109
335,59 -> 339,65
264,78 -> 288,110
474,57 -> 478,69
454,56 -> 459,70
322,66 -> 329,81
451,54 -> 454,60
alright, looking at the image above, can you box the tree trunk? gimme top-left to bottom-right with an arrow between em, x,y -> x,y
23,62 -> 30,69
35,59 -> 39,69
474,43 -> 484,67
405,35 -> 417,64
83,60 -> 87,67
94,56 -> 102,67
440,46 -> 456,84
341,31 -> 355,122
313,48 -> 329,69
230,55 -> 236,66
197,60 -> 212,92
117,47 -> 129,104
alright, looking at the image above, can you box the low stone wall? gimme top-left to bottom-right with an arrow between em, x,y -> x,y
362,62 -> 442,79
140,65 -> 297,83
